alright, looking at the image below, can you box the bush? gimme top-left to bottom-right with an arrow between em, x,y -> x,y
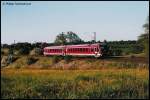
35,48 -> 43,55
64,56 -> 72,63
19,47 -> 30,55
30,48 -> 43,56
52,56 -> 60,64
26,57 -> 38,65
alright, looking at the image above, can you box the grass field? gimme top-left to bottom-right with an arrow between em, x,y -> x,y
1,68 -> 149,99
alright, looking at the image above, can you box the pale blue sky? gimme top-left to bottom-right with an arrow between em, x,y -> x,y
1,1 -> 149,44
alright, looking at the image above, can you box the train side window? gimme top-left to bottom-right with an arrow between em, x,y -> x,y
86,48 -> 88,52
91,48 -> 93,52
80,48 -> 82,52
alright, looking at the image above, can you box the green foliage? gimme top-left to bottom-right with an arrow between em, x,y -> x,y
54,31 -> 83,45
138,16 -> 149,58
35,48 -> 43,55
107,40 -> 144,56
55,32 -> 67,45
30,48 -> 43,56
19,47 -> 30,55
1,69 -> 149,99
26,57 -> 38,65
8,48 -> 14,55
52,56 -> 61,64
66,31 -> 83,43
64,55 -> 72,63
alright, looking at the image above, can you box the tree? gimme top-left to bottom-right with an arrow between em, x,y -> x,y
54,31 -> 83,45
54,32 -> 67,45
66,31 -> 83,43
18,47 -> 30,55
138,16 -> 149,57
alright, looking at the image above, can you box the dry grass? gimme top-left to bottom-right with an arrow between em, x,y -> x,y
1,68 -> 149,99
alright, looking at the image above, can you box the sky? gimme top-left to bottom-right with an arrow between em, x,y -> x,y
1,1 -> 149,44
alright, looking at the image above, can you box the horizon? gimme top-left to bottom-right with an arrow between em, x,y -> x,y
1,1 -> 149,44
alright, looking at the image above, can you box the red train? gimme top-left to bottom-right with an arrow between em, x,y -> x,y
43,43 -> 104,58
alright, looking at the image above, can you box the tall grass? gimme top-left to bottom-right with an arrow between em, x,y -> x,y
1,69 -> 149,99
